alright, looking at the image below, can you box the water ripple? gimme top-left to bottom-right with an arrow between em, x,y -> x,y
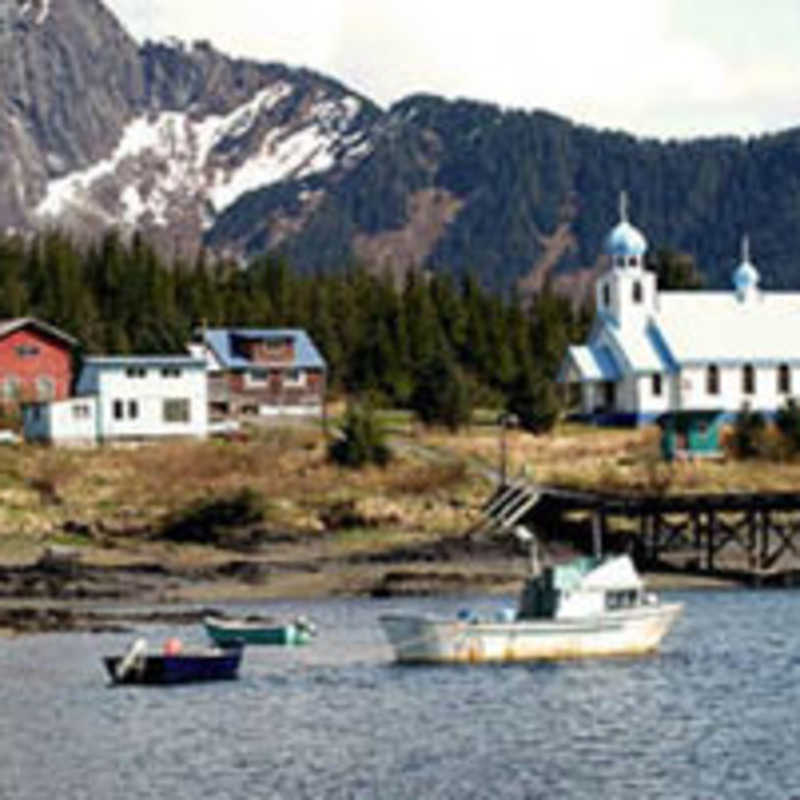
3,591 -> 800,798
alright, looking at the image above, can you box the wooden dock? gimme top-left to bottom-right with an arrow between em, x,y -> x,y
479,482 -> 800,583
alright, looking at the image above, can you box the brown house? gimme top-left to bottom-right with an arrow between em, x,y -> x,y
188,328 -> 326,418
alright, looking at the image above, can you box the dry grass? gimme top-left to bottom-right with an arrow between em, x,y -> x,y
425,422 -> 800,495
5,419 -> 800,571
0,427 -> 489,561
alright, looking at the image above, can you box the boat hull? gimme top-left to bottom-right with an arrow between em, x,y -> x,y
104,648 -> 243,685
204,617 -> 313,646
379,603 -> 683,664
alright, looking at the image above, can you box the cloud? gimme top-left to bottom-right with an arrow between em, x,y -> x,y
104,0 -> 800,139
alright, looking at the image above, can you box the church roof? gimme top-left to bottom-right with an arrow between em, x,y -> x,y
653,292 -> 800,364
558,344 -> 623,383
594,312 -> 673,373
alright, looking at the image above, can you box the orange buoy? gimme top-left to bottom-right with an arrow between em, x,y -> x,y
163,637 -> 182,655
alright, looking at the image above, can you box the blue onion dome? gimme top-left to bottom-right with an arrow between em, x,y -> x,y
733,235 -> 760,293
604,220 -> 648,258
604,192 -> 648,258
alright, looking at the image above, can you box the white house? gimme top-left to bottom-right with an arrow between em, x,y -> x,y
24,355 -> 208,444
558,194 -> 800,425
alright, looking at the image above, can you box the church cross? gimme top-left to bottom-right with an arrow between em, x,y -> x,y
619,191 -> 629,223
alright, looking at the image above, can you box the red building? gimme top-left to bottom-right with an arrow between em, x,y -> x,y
0,318 -> 77,407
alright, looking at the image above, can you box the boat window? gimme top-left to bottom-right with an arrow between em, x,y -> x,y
605,590 -> 639,610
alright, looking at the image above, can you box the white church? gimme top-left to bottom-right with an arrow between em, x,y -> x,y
558,195 -> 800,425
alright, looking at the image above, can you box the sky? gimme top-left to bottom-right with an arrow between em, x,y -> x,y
104,0 -> 800,140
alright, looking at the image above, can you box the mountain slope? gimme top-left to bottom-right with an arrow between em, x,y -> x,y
0,0 -> 142,227
6,0 -> 800,292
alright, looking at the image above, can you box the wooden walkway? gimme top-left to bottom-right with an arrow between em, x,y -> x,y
478,482 -> 800,581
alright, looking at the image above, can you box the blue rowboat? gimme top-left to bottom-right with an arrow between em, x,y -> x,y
104,638 -> 243,685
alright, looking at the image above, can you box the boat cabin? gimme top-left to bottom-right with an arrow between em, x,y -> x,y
517,556 -> 646,620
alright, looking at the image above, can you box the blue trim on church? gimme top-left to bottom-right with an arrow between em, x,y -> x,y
570,411 -> 662,428
573,408 -> 779,429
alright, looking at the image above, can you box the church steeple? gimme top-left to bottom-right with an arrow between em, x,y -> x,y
604,191 -> 648,269
733,234 -> 760,302
596,193 -> 656,325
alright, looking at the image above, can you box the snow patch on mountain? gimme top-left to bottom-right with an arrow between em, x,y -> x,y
17,0 -> 51,25
35,82 -> 371,230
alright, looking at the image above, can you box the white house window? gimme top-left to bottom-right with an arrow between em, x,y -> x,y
743,364 -> 756,395
707,364 -> 720,395
615,256 -> 625,267
126,367 -> 147,378
602,284 -> 611,307
628,256 -> 638,267
36,376 -> 55,401
113,399 -> 124,420
652,373 -> 662,396
778,364 -> 791,394
633,281 -> 643,303
72,404 -> 91,420
128,400 -> 139,419
163,398 -> 190,423
161,367 -> 182,378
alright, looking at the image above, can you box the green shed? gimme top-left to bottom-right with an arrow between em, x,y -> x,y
657,410 -> 724,462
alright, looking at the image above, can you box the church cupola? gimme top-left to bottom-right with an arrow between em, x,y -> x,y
596,192 -> 656,326
733,235 -> 760,302
604,191 -> 648,269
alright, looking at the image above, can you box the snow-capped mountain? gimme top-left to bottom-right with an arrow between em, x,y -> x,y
2,0 -> 379,257
8,0 -> 800,292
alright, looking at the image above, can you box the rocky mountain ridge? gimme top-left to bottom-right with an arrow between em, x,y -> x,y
6,0 -> 800,291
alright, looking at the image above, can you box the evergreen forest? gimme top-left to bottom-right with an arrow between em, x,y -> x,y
0,230 -> 591,428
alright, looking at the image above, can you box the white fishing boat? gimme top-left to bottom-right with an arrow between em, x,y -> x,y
379,544 -> 682,664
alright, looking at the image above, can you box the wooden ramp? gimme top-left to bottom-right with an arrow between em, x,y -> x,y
472,481 -> 542,536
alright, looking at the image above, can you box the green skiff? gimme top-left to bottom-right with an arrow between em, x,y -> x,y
204,615 -> 315,646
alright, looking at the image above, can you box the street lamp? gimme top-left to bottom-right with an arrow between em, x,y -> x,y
497,412 -> 519,486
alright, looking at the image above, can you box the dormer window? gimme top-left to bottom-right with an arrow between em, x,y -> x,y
633,281 -> 643,303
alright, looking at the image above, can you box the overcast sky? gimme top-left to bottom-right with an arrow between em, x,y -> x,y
104,0 -> 800,140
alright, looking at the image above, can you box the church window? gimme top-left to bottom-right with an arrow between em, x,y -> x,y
602,284 -> 610,307
706,365 -> 719,395
633,281 -> 643,303
652,373 -> 662,396
743,364 -> 756,395
778,364 -> 791,394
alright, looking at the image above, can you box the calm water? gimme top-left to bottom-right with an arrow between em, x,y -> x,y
3,590 -> 800,799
